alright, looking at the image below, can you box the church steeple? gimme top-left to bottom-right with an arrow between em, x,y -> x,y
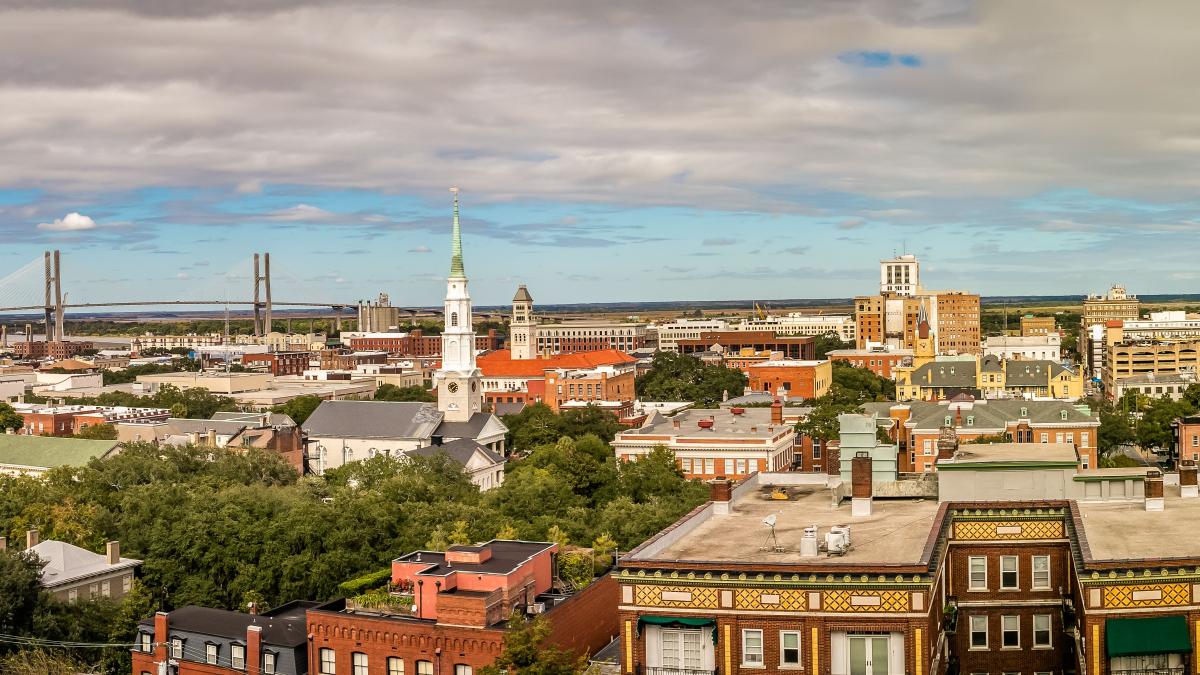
450,186 -> 465,278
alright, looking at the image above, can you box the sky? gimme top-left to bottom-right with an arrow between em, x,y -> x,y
2,0 -> 1200,308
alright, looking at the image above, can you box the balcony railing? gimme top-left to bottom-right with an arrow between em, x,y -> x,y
639,668 -> 716,675
1109,669 -> 1185,675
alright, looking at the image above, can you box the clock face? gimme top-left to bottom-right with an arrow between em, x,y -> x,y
447,382 -> 459,393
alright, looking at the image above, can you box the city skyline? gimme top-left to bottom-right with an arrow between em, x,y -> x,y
3,1 -> 1200,306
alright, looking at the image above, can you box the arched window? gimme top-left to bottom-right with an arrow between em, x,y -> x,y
451,312 -> 459,327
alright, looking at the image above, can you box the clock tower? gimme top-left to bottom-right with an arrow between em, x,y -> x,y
433,187 -> 484,422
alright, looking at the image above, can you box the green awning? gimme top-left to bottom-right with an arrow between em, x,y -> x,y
1106,616 -> 1193,657
637,616 -> 717,643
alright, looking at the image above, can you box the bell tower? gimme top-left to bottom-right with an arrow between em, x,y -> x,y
433,187 -> 483,422
510,284 -> 535,360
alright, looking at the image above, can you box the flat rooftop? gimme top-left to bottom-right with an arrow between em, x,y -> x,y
1078,487 -> 1200,562
939,442 -> 1077,467
633,485 -> 939,566
624,408 -> 789,440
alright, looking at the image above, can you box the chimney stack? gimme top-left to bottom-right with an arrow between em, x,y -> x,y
851,452 -> 873,517
246,624 -> 262,673
26,529 -> 38,549
106,540 -> 119,565
154,612 -> 169,663
710,477 -> 734,515
672,419 -> 681,430
1181,460 -> 1198,498
1145,469 -> 1165,512
770,398 -> 783,426
207,429 -> 217,447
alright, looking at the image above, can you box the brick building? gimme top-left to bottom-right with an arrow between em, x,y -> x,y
677,331 -> 816,361
854,256 -> 980,355
827,347 -> 913,379
319,349 -> 388,370
345,329 -> 502,357
617,446 -> 1200,675
305,540 -> 618,675
477,349 -> 637,411
13,339 -> 93,359
746,360 -> 832,401
613,403 -> 796,480
1021,314 -> 1057,337
544,363 -> 636,415
241,351 -> 310,376
14,403 -> 170,436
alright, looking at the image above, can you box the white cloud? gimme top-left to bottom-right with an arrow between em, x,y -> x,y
265,204 -> 337,221
37,212 -> 97,231
408,245 -> 432,253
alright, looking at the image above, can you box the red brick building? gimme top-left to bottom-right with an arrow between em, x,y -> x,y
17,404 -> 169,437
827,347 -> 914,379
346,329 -> 502,357
677,331 -> 815,360
746,360 -> 832,400
241,351 -> 310,376
13,340 -> 93,359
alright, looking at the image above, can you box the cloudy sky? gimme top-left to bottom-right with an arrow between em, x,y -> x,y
1,0 -> 1199,308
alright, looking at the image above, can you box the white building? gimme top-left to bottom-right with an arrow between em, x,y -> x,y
983,334 -> 1062,362
650,318 -> 731,352
880,254 -> 920,296
736,313 -> 856,341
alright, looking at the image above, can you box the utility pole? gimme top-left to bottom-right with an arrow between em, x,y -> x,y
43,251 -> 54,341
53,250 -> 64,341
252,254 -> 262,337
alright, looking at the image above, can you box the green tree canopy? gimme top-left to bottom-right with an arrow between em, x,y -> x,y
270,395 -> 323,425
0,402 -> 23,432
374,384 -> 436,402
636,351 -> 747,406
75,423 -> 118,440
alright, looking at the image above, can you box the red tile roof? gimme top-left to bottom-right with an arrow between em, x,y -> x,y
477,349 -> 636,378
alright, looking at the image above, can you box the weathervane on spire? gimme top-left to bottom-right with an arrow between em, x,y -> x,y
449,186 -> 464,278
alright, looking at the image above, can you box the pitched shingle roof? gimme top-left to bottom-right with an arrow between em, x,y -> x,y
862,399 -> 1098,432
408,438 -> 505,469
302,400 -> 442,440
29,540 -> 140,588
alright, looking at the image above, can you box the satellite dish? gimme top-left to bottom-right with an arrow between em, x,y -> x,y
762,514 -> 777,528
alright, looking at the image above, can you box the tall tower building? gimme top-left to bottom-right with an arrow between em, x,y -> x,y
510,284 -> 536,360
433,187 -> 483,422
880,254 -> 920,296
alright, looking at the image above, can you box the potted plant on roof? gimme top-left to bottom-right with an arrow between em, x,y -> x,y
942,597 -> 959,634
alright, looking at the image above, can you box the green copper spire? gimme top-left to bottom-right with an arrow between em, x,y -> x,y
449,186 -> 465,277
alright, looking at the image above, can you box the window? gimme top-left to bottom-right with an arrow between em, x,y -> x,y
353,653 -> 368,675
1032,555 -> 1051,589
171,637 -> 183,659
101,580 -> 111,597
725,459 -> 735,476
1194,434 -> 1199,448
923,439 -> 933,455
1061,410 -> 1069,420
680,458 -> 691,474
89,583 -> 99,597
206,643 -> 219,665
1040,432 -> 1049,443
780,631 -> 801,666
321,648 -> 336,674
450,312 -> 459,327
813,444 -> 821,459
455,667 -> 473,675
1034,614 -> 1052,647
387,658 -> 404,675
967,415 -> 974,426
660,629 -> 704,670
417,661 -> 434,675
969,556 -> 987,590
736,459 -> 747,475
969,616 -> 988,649
741,629 -> 763,666
68,588 -> 78,603
1000,556 -> 1019,589
232,644 -> 246,670
1001,615 -> 1019,648
138,633 -> 152,653
704,458 -> 714,475
264,652 -> 278,674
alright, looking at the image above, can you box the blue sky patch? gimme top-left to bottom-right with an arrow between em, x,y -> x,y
839,50 -> 923,68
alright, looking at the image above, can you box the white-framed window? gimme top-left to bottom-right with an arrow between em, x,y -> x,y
1033,614 -> 1052,648
320,648 -> 336,674
724,459 -> 735,476
138,632 -> 152,653
923,439 -> 933,455
813,444 -> 821,459
659,629 -> 704,671
232,644 -> 246,670
417,661 -> 434,675
1001,615 -> 1019,648
171,637 -> 183,659
680,458 -> 691,474
1040,432 -> 1049,443
736,459 -> 747,475
741,629 -> 763,666
454,666 -> 473,675
387,657 -> 404,675
1032,555 -> 1051,589
969,615 -> 988,649
264,652 -> 278,674
1082,432 -> 1090,446
1000,556 -> 1019,589
206,643 -> 219,665
353,653 -> 368,675
969,556 -> 987,590
780,630 -> 801,666
704,458 -> 714,475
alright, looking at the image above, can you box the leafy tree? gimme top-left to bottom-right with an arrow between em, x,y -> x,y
449,520 -> 472,546
828,361 -> 895,404
0,550 -> 43,637
636,351 -> 747,406
0,402 -> 23,432
963,433 -> 1011,445
270,395 -> 323,425
546,524 -> 570,547
1093,398 -> 1136,453
0,649 -> 94,675
1137,397 -> 1193,451
374,384 -> 436,402
75,423 -> 118,440
558,406 -> 621,444
1100,453 -> 1142,468
496,523 -> 519,539
481,614 -> 584,675
503,403 -> 566,452
814,332 -> 853,359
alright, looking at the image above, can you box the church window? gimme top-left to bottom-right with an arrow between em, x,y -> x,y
451,312 -> 459,327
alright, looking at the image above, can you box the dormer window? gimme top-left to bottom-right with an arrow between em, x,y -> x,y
206,643 -> 219,665
967,416 -> 974,427
139,632 -> 152,653
945,416 -> 952,426
1061,410 -> 1068,420
1020,407 -> 1028,417
171,637 -> 184,659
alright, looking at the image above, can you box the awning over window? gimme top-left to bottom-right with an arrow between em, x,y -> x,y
637,616 -> 717,643
1106,616 -> 1193,657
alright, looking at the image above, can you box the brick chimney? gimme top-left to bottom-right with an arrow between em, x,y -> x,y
770,398 -> 783,426
851,452 -> 873,517
1181,460 -> 1198,498
106,541 -> 120,565
1145,469 -> 1165,512
26,529 -> 38,549
710,477 -> 734,515
937,426 -> 959,461
246,624 -> 262,673
154,611 -> 169,663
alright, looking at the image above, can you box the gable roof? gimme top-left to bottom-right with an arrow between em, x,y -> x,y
137,601 -> 318,647
408,438 -> 505,469
435,412 -> 499,441
0,435 -> 119,471
211,411 -> 297,427
862,399 -> 1098,432
476,349 -> 636,378
302,400 -> 443,440
29,540 -> 140,587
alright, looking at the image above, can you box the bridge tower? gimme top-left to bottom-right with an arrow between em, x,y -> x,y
42,250 -> 63,341
252,253 -> 273,336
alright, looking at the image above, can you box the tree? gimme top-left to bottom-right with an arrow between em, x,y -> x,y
963,434 -> 1011,445
558,406 -> 621,444
481,614 -> 584,675
270,395 -> 323,425
636,351 -> 747,406
0,649 -> 94,675
0,550 -> 44,637
1137,397 -> 1193,451
374,384 -> 436,402
75,423 -> 117,440
503,403 -> 566,453
0,402 -> 22,432
814,332 -> 853,359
